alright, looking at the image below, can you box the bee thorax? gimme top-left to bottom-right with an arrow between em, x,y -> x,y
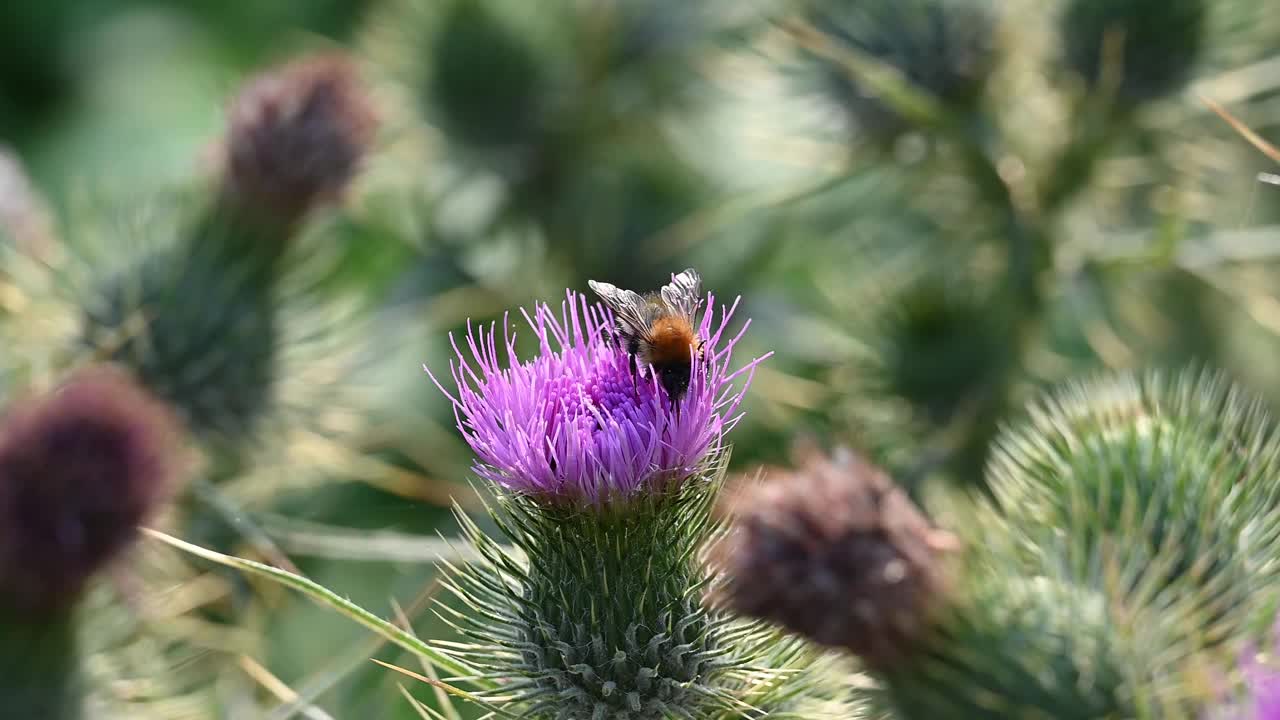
645,316 -> 698,365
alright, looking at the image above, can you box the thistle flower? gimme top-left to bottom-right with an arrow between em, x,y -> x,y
424,282 -> 855,718
224,52 -> 379,224
428,286 -> 763,508
1208,622 -> 1280,720
707,448 -> 958,671
0,366 -> 181,613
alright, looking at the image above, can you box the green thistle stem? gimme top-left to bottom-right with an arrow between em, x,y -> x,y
0,605 -> 83,720
1039,102 -> 1127,217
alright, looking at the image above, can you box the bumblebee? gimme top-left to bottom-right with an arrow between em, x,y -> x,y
588,268 -> 705,404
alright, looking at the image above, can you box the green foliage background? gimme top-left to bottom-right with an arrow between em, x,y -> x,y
3,0 -> 1280,717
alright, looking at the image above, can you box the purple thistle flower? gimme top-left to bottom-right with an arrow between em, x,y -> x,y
1207,622 -> 1280,720
1235,624 -> 1280,720
1241,652 -> 1280,720
427,286 -> 767,507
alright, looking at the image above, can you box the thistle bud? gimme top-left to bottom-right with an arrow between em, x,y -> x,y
803,0 -> 1000,143
708,448 -> 958,671
425,0 -> 551,156
988,368 -> 1280,648
76,54 -> 378,451
1060,0 -> 1206,105
0,366 -> 180,612
884,573 -> 1142,719
224,52 -> 378,224
0,367 -> 180,720
837,265 -> 1015,488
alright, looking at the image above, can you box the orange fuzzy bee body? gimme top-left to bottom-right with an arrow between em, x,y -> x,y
641,315 -> 701,367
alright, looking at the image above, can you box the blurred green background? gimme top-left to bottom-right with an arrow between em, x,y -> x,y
4,0 -> 1280,717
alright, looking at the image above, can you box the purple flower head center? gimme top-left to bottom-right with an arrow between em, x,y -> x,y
427,286 -> 768,507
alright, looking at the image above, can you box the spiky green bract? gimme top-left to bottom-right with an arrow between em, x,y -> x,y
882,570 -> 1139,719
852,486 -> 1201,720
797,0 -> 1001,142
988,368 -> 1280,649
835,264 -> 1016,488
709,647 -> 872,720
1059,0 -> 1206,106
437,451 -> 850,719
79,201 -> 284,451
0,605 -> 82,720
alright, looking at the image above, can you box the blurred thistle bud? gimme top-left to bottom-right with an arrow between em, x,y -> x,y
0,365 -> 181,613
426,0 -> 551,159
708,447 -> 959,671
1060,0 -> 1206,106
0,367 -> 181,719
878,281 -> 1009,423
224,52 -> 379,225
988,368 -> 1280,648
76,55 -> 377,451
532,142 -> 711,299
0,1 -> 82,139
837,262 -> 1015,488
801,0 -> 1000,143
884,571 -> 1152,718
79,221 -> 281,449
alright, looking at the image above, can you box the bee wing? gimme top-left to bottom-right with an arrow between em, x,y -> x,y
588,279 -> 653,337
659,268 -> 703,319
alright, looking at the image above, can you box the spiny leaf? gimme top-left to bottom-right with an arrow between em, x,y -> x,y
142,528 -> 476,681
371,660 -> 523,718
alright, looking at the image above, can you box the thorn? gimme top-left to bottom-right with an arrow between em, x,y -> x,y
1200,94 -> 1280,164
